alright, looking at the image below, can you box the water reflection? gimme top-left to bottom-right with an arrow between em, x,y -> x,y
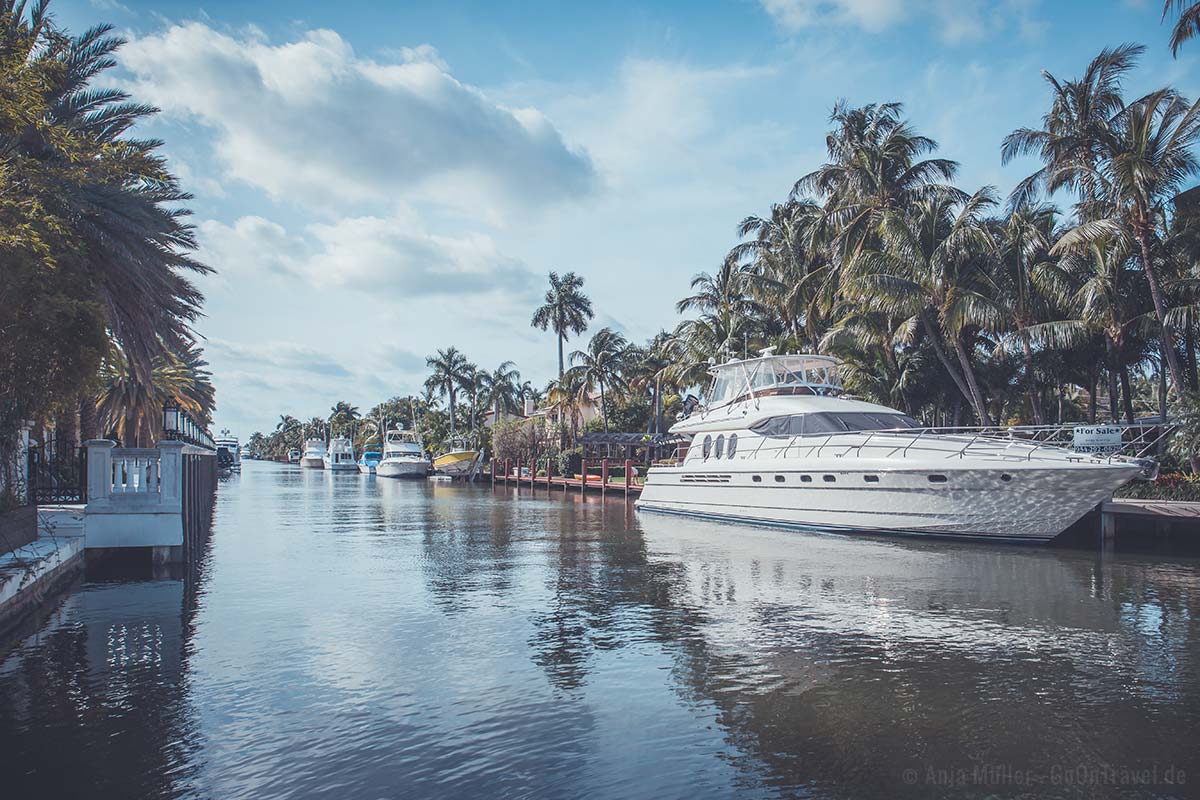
0,462 -> 1197,799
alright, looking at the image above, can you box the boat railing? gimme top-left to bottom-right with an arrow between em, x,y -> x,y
709,421 -> 1174,466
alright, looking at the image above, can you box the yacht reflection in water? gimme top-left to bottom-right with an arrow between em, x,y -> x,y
634,512 -> 1200,795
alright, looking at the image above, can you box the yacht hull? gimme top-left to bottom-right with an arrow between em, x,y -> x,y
358,463 -> 377,474
636,463 -> 1140,542
299,457 -> 324,469
323,459 -> 358,472
433,451 -> 479,476
377,460 -> 428,478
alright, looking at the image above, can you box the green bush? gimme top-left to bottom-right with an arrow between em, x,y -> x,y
1114,473 -> 1200,502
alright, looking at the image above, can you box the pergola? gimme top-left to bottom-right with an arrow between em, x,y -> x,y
576,431 -> 687,463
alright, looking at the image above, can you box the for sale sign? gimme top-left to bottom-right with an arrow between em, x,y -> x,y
1072,425 -> 1124,455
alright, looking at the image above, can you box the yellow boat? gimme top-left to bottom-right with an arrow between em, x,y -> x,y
433,437 -> 480,477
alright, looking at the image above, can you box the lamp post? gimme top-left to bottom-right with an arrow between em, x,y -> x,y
163,402 -> 181,441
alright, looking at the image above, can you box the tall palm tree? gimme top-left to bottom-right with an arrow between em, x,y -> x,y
1055,88 -> 1200,394
1001,44 -> 1144,217
1164,1 -> 1200,56
1,3 -> 211,379
424,347 -> 472,434
568,328 -> 630,433
625,332 -> 677,435
992,202 -> 1059,423
531,271 -> 594,379
843,188 -> 1003,424
676,255 -> 761,359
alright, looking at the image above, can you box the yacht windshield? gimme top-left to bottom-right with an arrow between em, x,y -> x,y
751,412 -> 920,436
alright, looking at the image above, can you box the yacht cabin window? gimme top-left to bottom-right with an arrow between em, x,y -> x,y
751,411 -> 920,437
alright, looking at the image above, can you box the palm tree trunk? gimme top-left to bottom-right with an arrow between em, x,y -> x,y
449,389 -> 456,434
1119,366 -> 1136,424
79,395 -> 98,441
1138,231 -> 1186,397
1088,368 -> 1099,424
1020,334 -> 1044,425
654,376 -> 662,435
952,336 -> 993,426
1107,365 -> 1120,423
599,380 -> 608,433
557,334 -> 565,380
918,309 -> 975,413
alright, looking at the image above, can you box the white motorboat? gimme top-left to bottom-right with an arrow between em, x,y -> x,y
377,428 -> 429,478
636,350 -> 1146,543
299,438 -> 326,469
215,429 -> 241,472
288,449 -> 301,463
323,436 -> 357,471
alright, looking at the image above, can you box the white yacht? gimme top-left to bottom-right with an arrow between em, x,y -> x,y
214,429 -> 241,472
377,428 -> 429,478
300,438 -> 326,469
323,436 -> 357,471
288,449 -> 301,464
636,350 -> 1146,543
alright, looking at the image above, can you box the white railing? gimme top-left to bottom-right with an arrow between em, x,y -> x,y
110,448 -> 162,495
674,422 -> 1171,470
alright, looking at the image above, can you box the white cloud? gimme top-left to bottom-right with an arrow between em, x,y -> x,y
760,0 -> 905,33
760,0 -> 1045,43
198,211 -> 538,301
205,339 -> 354,379
119,23 -> 595,210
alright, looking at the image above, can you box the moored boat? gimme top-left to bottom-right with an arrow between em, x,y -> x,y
215,429 -> 241,472
636,350 -> 1146,543
377,428 -> 428,478
433,437 -> 480,478
299,438 -> 325,469
358,445 -> 383,474
323,436 -> 357,471
288,449 -> 301,463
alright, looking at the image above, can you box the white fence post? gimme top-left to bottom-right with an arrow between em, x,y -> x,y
15,420 -> 33,505
85,439 -> 115,506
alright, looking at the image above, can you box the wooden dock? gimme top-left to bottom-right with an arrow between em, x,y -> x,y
489,457 -> 644,498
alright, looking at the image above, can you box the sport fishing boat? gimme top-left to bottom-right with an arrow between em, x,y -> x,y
358,444 -> 383,474
635,350 -> 1148,543
323,436 -> 357,471
299,438 -> 326,469
433,437 -> 480,478
215,429 -> 241,472
377,428 -> 429,478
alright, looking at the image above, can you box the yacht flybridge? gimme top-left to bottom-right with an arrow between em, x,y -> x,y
636,350 -> 1146,542
324,437 -> 357,471
377,428 -> 428,478
299,438 -> 325,469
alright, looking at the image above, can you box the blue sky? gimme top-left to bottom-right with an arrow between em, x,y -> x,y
55,0 -> 1199,437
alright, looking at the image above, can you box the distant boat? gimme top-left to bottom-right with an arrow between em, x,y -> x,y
288,449 -> 301,463
300,438 -> 325,469
377,428 -> 428,478
323,436 -> 357,471
358,445 -> 383,474
433,437 -> 480,478
215,429 -> 241,472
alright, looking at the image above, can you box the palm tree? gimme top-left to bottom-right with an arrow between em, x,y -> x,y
478,361 -> 522,427
328,401 -> 360,437
676,255 -> 761,359
531,271 -> 594,379
1054,88 -> 1200,394
1001,44 -> 1144,217
1163,1 -> 1200,56
625,333 -> 677,435
424,347 -> 472,434
545,369 -> 589,444
1,3 -> 211,379
992,202 -> 1059,423
568,328 -> 630,433
95,344 -> 216,446
843,188 -> 1003,424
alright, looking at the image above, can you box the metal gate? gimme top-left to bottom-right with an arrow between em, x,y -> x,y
27,442 -> 88,504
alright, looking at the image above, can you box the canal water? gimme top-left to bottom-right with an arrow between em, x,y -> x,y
2,462 -> 1199,799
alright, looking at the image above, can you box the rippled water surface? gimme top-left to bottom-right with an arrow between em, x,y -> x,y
3,462 -> 1200,799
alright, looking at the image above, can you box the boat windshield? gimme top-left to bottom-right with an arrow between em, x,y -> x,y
751,411 -> 920,436
708,355 -> 842,406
